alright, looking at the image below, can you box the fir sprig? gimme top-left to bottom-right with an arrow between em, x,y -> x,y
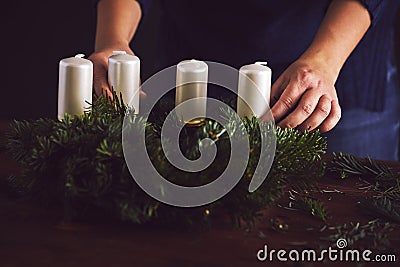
329,152 -> 400,225
329,152 -> 400,199
330,152 -> 399,182
287,190 -> 328,221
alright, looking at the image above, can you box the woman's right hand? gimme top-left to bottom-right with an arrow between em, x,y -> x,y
88,45 -> 135,98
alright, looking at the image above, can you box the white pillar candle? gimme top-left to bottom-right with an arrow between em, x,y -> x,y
237,62 -> 272,118
175,59 -> 208,125
108,51 -> 140,113
58,54 -> 93,120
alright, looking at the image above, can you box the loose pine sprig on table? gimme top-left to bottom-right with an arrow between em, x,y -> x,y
286,189 -> 328,222
358,197 -> 400,224
329,152 -> 400,225
329,152 -> 400,199
329,152 -> 399,182
4,93 -> 327,227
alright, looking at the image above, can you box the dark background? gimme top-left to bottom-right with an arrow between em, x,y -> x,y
0,0 -> 160,120
0,1 -> 399,120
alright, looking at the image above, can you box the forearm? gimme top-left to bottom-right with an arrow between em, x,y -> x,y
95,0 -> 142,52
300,0 -> 371,79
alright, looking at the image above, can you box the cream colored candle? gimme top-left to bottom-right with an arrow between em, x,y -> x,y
175,59 -> 208,125
237,62 -> 272,118
108,51 -> 140,113
58,54 -> 93,120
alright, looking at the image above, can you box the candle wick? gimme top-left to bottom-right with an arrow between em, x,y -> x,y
255,61 -> 268,66
113,51 -> 127,55
75,54 -> 85,59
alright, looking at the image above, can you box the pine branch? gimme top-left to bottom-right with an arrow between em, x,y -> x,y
330,152 -> 399,181
329,152 -> 400,200
358,197 -> 400,224
288,190 -> 328,221
329,152 -> 400,227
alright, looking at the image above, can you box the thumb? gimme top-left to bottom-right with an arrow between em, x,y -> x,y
270,75 -> 288,108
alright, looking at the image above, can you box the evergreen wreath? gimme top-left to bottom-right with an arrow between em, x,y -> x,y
4,93 -> 328,227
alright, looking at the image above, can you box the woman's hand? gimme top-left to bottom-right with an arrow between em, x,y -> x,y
88,45 -> 135,98
269,58 -> 341,133
268,0 -> 371,133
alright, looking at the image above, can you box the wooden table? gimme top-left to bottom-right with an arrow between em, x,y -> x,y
0,121 -> 399,267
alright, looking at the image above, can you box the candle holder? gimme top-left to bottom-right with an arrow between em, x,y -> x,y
183,118 -> 206,127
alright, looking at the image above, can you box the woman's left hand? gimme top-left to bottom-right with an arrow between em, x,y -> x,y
268,58 -> 342,133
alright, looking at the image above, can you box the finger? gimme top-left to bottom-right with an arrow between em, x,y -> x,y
94,83 -> 111,98
271,79 -> 309,122
277,89 -> 321,129
93,77 -> 108,96
93,65 -> 113,99
104,87 -> 114,99
138,78 -> 147,99
297,94 -> 332,131
91,54 -> 110,96
98,85 -> 113,99
270,77 -> 289,107
318,100 -> 341,133
139,89 -> 147,99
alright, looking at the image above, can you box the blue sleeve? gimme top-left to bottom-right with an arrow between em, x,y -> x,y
357,0 -> 385,26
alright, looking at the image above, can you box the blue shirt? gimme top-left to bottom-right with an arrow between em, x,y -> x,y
94,0 -> 399,159
131,0 -> 399,112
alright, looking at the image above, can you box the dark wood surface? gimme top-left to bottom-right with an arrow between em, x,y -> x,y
0,121 -> 399,267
